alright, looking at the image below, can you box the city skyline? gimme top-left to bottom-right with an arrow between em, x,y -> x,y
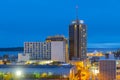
0,0 -> 120,48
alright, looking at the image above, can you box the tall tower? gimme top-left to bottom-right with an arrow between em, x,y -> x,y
69,6 -> 87,60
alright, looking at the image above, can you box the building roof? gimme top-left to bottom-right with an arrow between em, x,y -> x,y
0,65 -> 75,75
100,54 -> 117,60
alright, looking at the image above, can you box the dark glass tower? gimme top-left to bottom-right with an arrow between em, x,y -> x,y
69,20 -> 87,60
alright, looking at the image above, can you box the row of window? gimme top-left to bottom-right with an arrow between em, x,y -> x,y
116,72 -> 120,75
117,67 -> 120,69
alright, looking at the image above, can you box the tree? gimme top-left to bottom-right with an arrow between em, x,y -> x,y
3,54 -> 9,65
113,50 -> 120,59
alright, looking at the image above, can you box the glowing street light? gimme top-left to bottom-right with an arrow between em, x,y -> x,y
92,69 -> 99,76
16,70 -> 22,77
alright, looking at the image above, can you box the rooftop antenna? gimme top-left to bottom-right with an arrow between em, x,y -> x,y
76,5 -> 79,23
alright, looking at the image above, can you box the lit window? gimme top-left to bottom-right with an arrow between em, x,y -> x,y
83,29 -> 85,31
83,35 -> 86,37
74,25 -> 77,30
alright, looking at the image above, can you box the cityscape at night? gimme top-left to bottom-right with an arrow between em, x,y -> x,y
0,0 -> 120,80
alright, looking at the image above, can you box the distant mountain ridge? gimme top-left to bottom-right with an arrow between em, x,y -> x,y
0,47 -> 24,52
87,48 -> 119,53
0,47 -> 119,52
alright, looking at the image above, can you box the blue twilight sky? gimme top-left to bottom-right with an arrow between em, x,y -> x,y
0,0 -> 120,48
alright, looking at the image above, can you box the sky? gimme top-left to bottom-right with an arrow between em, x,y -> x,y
0,0 -> 120,48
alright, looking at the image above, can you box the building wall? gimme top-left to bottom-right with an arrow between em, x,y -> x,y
24,40 -> 68,62
24,42 -> 51,60
116,60 -> 120,79
51,41 -> 66,62
99,60 -> 116,80
18,53 -> 30,62
46,35 -> 68,62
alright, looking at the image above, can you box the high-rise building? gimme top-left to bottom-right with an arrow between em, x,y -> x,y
69,20 -> 87,60
24,35 -> 68,62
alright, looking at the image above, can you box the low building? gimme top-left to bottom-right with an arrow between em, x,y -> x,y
18,53 -> 30,62
0,60 -> 3,64
99,60 -> 115,80
87,50 -> 104,57
99,54 -> 120,80
0,65 -> 77,80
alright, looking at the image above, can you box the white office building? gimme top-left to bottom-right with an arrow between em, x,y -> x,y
24,35 -> 68,62
24,42 -> 51,60
51,41 -> 67,62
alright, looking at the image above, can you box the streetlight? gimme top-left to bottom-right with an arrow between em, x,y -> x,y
92,66 -> 99,80
16,70 -> 22,77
